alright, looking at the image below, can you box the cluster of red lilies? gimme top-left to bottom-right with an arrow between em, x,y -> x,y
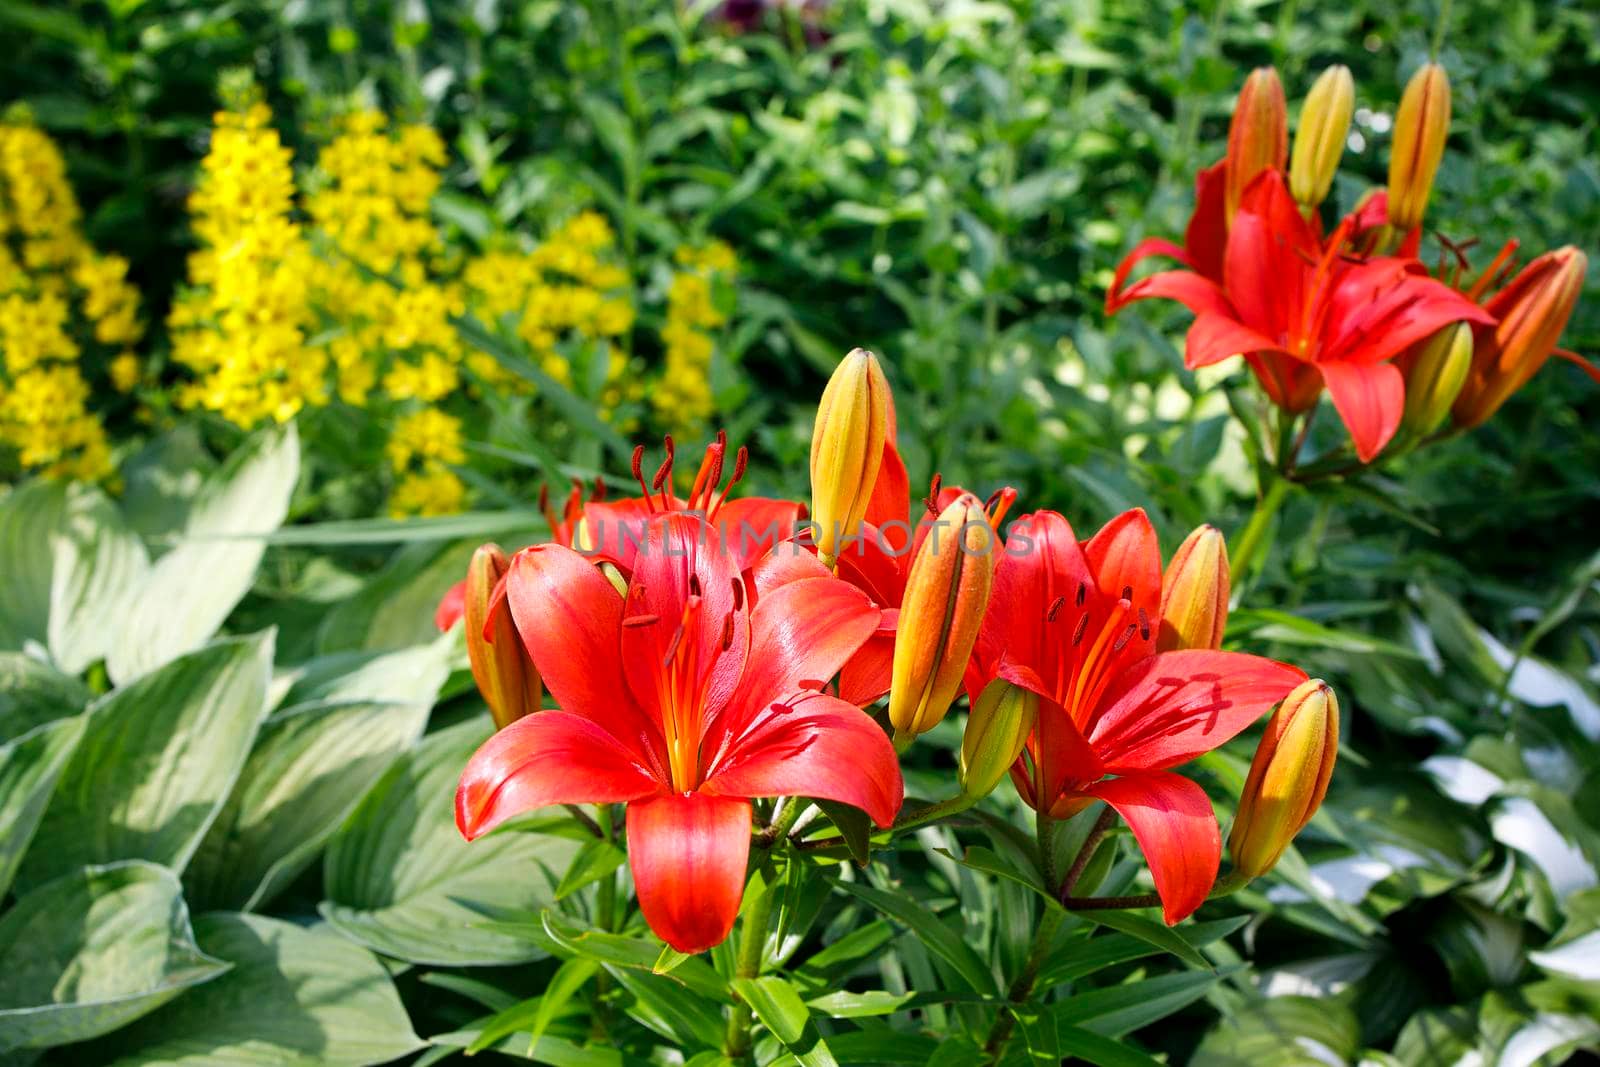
438,350 -> 1335,954
1107,63 -> 1591,466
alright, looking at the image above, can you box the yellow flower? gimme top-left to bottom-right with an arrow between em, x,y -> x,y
387,406 -> 466,470
109,352 -> 140,392
390,463 -> 467,517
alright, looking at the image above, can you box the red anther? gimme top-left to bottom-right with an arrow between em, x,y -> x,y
1121,585 -> 1133,602
1137,606 -> 1150,641
688,573 -> 702,598
1075,581 -> 1087,606
925,473 -> 943,515
1112,622 -> 1138,653
652,436 -> 676,493
621,614 -> 661,628
720,613 -> 735,651
662,623 -> 685,667
1072,612 -> 1090,646
1046,595 -> 1066,622
592,475 -> 607,502
730,578 -> 744,612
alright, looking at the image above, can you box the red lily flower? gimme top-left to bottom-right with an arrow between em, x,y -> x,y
968,508 -> 1307,923
454,508 -> 903,954
1110,171 -> 1490,461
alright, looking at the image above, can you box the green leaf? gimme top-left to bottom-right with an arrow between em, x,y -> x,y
0,714 -> 84,899
91,913 -> 422,1066
805,990 -> 914,1017
1036,917 -> 1248,989
731,976 -> 838,1066
1077,909 -> 1212,971
465,956 -> 598,1055
1054,1024 -> 1164,1067
262,510 -> 538,547
47,484 -> 151,674
107,425 -> 299,684
0,479 -> 69,650
18,633 -> 274,892
321,719 -> 578,965
0,653 -> 89,744
831,881 -> 997,994
539,914 -> 731,1002
274,631 -> 456,710
186,698 -> 430,912
555,838 -> 627,901
812,799 -> 873,866
1051,968 -> 1233,1038
607,965 -> 725,1050
0,861 -> 229,1053
1192,995 -> 1361,1067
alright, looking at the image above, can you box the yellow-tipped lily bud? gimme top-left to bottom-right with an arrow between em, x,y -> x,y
465,543 -> 543,731
888,493 -> 996,742
1225,66 -> 1289,223
1158,525 -> 1230,653
1387,62 -> 1451,232
960,679 -> 1037,800
1290,64 -> 1355,211
1400,322 -> 1473,439
810,348 -> 891,567
1454,247 -> 1588,429
1228,679 -> 1339,878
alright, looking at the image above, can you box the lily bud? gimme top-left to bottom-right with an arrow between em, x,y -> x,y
810,348 -> 890,567
888,493 -> 996,741
1289,65 -> 1354,211
1399,322 -> 1473,439
1225,67 -> 1289,223
1228,679 -> 1339,878
960,679 -> 1038,800
1454,247 -> 1588,429
1158,525 -> 1230,652
465,543 -> 543,731
1387,62 -> 1451,233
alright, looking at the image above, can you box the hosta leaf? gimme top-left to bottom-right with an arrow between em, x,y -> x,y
48,484 -> 151,675
272,631 -> 456,711
108,425 -> 298,684
0,714 -> 84,899
0,653 -> 90,744
0,861 -> 228,1053
0,479 -> 70,651
93,913 -> 422,1066
17,633 -> 274,892
321,719 -> 578,965
186,698 -> 430,912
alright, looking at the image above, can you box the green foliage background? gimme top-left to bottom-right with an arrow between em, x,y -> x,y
1,0 -> 1598,1064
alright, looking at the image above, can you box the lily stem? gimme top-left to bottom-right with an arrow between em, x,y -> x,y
724,860 -> 778,1060
1229,475 -> 1291,586
981,903 -> 1065,1062
754,797 -> 810,848
1058,808 -> 1117,900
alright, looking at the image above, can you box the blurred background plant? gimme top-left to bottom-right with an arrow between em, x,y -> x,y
1,0 -> 1597,1063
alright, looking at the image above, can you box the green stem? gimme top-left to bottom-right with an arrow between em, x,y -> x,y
754,797 -> 809,848
723,861 -> 779,1060
1058,808 -> 1116,900
793,794 -> 975,853
1229,476 -> 1290,586
981,905 -> 1065,1062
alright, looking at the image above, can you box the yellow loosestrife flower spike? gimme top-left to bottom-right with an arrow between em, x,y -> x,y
960,679 -> 1038,800
1387,62 -> 1451,233
1225,67 -> 1289,224
464,544 -> 543,731
1228,679 -> 1339,878
1158,525 -> 1230,653
1400,322 -> 1473,440
809,348 -> 890,568
1290,64 -> 1355,212
888,493 -> 996,742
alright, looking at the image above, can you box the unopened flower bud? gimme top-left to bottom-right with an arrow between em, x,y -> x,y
810,348 -> 891,567
465,543 -> 542,731
1290,65 -> 1354,211
1454,247 -> 1588,429
888,493 -> 996,741
1225,67 -> 1289,223
960,679 -> 1037,800
1228,679 -> 1339,878
1158,525 -> 1230,652
1387,62 -> 1451,233
1399,322 -> 1473,439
